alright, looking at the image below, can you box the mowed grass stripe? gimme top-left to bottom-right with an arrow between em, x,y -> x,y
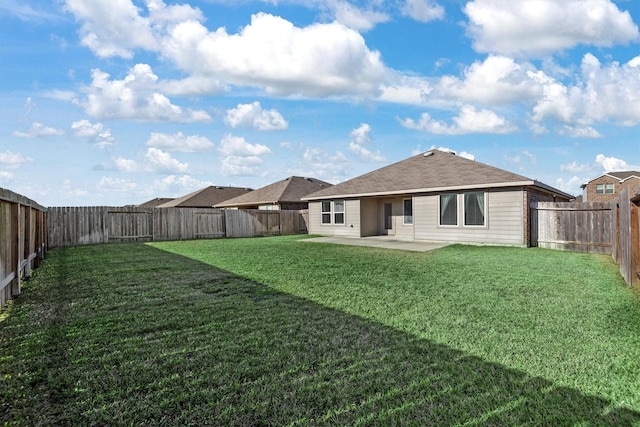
0,237 -> 637,425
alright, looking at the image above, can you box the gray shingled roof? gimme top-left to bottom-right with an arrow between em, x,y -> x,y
136,197 -> 174,208
304,149 -> 571,199
215,176 -> 332,207
156,186 -> 253,208
580,171 -> 640,188
607,171 -> 640,181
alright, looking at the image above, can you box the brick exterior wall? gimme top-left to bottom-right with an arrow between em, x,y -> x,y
583,175 -> 640,202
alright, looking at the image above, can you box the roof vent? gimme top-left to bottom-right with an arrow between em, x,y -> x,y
423,151 -> 434,157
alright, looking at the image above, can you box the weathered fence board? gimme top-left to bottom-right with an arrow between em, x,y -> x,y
0,188 -> 47,309
613,189 -> 640,285
47,207 -> 307,248
530,201 -> 613,254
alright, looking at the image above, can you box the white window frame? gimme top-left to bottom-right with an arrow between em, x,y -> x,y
605,183 -> 614,194
320,200 -> 345,225
334,200 -> 345,225
438,193 -> 458,227
321,201 -> 332,224
463,192 -> 487,228
403,198 -> 413,225
595,184 -> 605,194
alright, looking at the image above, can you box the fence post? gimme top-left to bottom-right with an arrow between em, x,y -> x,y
10,202 -> 20,297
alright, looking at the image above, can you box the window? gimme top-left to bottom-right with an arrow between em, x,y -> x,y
596,183 -> 615,194
334,200 -> 345,224
321,200 -> 345,225
440,194 -> 457,226
464,192 -> 485,226
403,199 -> 413,224
321,201 -> 331,224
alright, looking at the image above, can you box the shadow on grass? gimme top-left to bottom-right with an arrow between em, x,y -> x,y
2,243 -> 639,426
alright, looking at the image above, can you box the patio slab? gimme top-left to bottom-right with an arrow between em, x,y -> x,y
303,236 -> 451,252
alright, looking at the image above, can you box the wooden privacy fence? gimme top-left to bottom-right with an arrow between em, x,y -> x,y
530,201 -> 613,254
531,189 -> 639,285
0,188 -> 47,309
47,207 -> 308,248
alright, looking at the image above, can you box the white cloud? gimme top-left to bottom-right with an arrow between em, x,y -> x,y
224,102 -> 288,131
70,119 -> 115,147
561,154 -> 638,176
12,121 -> 64,138
164,13 -> 387,97
324,0 -> 389,31
531,54 -> 640,127
146,132 -> 214,152
558,125 -> 602,139
300,146 -> 350,180
400,105 -> 517,135
348,123 -> 385,162
218,135 -> 272,177
0,151 -> 33,170
401,0 -> 445,22
554,176 -> 583,196
595,154 -> 634,172
218,134 -> 271,157
378,74 -> 433,106
63,0 -> 203,59
63,0 -> 156,58
153,174 -> 213,194
436,55 -> 541,104
0,170 -> 13,184
75,64 -> 211,122
144,147 -> 189,174
464,0 -> 639,57
561,161 -> 595,174
220,155 -> 266,176
97,177 -> 137,192
113,157 -> 138,173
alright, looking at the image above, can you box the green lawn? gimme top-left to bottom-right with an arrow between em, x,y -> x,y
2,235 -> 639,425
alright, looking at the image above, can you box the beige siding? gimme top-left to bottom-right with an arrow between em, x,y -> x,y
308,199 -> 361,237
414,189 -> 525,246
360,198 -> 378,236
395,197 -> 415,240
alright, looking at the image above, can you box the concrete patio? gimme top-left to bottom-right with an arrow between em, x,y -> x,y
302,236 -> 451,252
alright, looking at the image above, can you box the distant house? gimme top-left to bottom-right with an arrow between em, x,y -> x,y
136,197 -> 175,208
156,186 -> 253,208
580,171 -> 640,202
215,176 -> 332,210
302,149 -> 573,247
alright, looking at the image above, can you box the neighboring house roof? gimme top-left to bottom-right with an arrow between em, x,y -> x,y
136,197 -> 174,208
215,176 -> 333,208
580,171 -> 640,188
303,149 -> 573,200
156,186 -> 253,208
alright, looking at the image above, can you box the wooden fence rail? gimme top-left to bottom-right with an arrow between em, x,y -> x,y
0,188 -> 47,309
47,207 -> 308,248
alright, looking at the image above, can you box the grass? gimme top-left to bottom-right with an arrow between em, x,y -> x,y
2,235 -> 640,425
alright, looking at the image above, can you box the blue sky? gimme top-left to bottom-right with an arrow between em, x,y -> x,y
1,0 -> 638,206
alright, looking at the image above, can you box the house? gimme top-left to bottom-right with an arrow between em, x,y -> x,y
156,186 -> 253,208
302,149 -> 573,247
580,171 -> 640,202
215,176 -> 332,210
136,197 -> 175,208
